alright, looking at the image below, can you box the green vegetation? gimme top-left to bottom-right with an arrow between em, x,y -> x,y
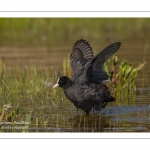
0,18 -> 150,45
104,55 -> 146,97
0,58 -> 62,131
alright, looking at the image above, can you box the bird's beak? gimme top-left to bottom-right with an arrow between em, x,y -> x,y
53,83 -> 59,88
53,79 -> 60,88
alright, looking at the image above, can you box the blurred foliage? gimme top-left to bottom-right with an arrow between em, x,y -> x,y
0,18 -> 150,45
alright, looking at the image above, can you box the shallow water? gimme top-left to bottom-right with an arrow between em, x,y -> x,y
18,92 -> 150,132
0,40 -> 150,132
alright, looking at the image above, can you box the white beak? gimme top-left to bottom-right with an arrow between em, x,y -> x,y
53,79 -> 60,88
53,83 -> 59,88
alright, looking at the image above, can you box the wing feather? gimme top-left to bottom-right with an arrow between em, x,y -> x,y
85,42 -> 121,83
70,39 -> 94,82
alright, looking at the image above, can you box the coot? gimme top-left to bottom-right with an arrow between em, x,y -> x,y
53,39 -> 121,114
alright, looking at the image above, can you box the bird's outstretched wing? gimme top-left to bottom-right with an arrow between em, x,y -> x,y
85,42 -> 121,84
70,39 -> 94,82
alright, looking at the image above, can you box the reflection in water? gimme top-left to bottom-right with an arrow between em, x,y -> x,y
27,99 -> 150,132
66,103 -> 150,132
68,114 -> 107,132
5,95 -> 150,132
31,104 -> 150,132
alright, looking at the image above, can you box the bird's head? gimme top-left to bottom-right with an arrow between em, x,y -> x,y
53,76 -> 73,89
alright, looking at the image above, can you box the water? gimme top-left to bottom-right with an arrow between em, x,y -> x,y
0,40 -> 150,132
1,40 -> 149,75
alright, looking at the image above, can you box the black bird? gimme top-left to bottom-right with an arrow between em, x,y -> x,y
53,39 -> 121,114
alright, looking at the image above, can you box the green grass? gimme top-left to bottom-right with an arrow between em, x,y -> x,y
0,60 -> 64,131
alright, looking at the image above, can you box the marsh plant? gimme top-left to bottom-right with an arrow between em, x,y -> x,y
105,55 -> 146,97
0,56 -> 80,132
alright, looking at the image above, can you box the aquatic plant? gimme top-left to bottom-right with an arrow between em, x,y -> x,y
104,55 -> 146,97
